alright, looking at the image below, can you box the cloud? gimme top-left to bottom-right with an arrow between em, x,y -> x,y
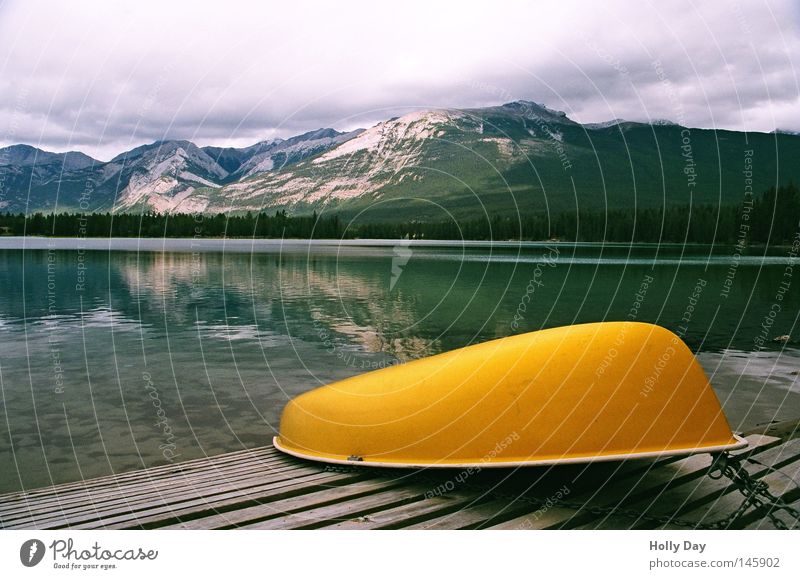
0,0 -> 798,160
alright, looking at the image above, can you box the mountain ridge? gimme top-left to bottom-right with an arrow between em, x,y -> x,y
0,128 -> 360,213
1,101 -> 798,219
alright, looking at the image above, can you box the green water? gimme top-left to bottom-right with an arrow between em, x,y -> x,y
0,238 -> 798,492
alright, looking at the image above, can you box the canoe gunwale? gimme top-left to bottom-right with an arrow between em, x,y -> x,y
272,434 -> 748,469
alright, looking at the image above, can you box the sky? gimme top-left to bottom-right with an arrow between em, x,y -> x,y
0,0 -> 798,161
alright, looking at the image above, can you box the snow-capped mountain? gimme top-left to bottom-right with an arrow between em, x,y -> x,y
2,101 -> 799,218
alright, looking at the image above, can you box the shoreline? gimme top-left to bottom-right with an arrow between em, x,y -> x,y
0,235 -> 793,250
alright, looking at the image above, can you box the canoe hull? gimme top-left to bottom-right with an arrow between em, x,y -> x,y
274,322 -> 746,468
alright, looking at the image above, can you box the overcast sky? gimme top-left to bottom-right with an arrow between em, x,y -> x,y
0,0 -> 798,160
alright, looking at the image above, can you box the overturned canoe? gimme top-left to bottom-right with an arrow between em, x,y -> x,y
274,322 -> 745,468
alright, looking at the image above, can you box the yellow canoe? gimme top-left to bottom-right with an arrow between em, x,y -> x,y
274,322 -> 745,468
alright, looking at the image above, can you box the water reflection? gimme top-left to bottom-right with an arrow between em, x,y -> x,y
0,241 -> 798,493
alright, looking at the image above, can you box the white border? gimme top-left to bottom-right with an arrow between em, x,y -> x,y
272,434 -> 748,469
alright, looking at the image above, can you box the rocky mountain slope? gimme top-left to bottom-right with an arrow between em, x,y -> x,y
0,128 -> 361,214
205,101 -> 800,221
2,102 -> 799,220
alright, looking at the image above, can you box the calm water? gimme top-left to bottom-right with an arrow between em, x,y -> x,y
1,237 -> 799,492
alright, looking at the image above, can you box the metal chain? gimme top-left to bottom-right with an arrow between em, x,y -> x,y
324,451 -> 799,529
707,452 -> 800,530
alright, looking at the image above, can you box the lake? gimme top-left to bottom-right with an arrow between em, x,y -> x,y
1,237 -> 799,492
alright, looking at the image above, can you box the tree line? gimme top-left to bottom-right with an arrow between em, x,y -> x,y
0,210 -> 342,239
1,183 -> 798,244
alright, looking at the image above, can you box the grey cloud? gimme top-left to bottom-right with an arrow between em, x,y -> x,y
0,0 -> 798,160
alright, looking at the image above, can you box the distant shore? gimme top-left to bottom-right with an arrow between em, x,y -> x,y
4,184 -> 800,245
1,236 -> 795,254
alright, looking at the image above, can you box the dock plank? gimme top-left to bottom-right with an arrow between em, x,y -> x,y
1,433 -> 796,531
408,453 -> 695,531
485,435 -> 780,530
0,459 -> 314,520
666,444 -> 800,529
81,471 -> 369,530
405,498 -> 534,530
165,478 -> 404,530
8,470 -> 361,530
0,446 -> 281,504
1,463 -> 328,529
325,492 -> 484,530
573,435 -> 791,530
239,486 -> 430,529
622,437 -> 800,530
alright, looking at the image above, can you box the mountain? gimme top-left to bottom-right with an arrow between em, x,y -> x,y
109,140 -> 231,212
200,140 -> 279,175
0,128 -> 360,213
228,128 -> 363,181
0,144 -> 96,170
203,101 -> 800,220
2,102 -> 800,219
0,145 -> 99,212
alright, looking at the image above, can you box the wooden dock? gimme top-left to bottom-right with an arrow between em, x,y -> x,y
1,431 -> 798,530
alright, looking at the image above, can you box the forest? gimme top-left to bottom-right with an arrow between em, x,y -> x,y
1,183 -> 798,245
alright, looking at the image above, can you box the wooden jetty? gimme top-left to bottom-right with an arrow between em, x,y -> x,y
1,429 -> 798,530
